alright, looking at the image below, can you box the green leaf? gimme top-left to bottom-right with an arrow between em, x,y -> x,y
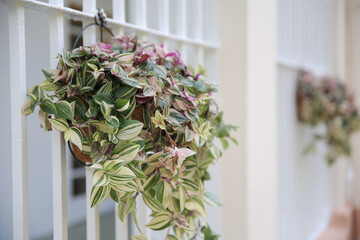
109,188 -> 121,203
179,185 -> 185,212
146,212 -> 171,230
23,99 -> 36,115
166,109 -> 188,127
87,63 -> 98,71
115,85 -> 137,99
105,116 -> 120,128
103,160 -> 126,174
32,85 -> 44,100
79,86 -> 93,93
112,143 -> 140,162
40,80 -> 59,91
100,101 -> 112,117
120,77 -> 142,89
115,99 -> 130,112
131,235 -> 147,240
42,69 -> 54,83
143,173 -> 159,191
142,194 -> 167,212
48,118 -> 69,132
131,208 -> 142,233
97,81 -> 112,95
64,129 -> 72,142
128,164 -> 146,179
109,167 -> 136,185
70,127 -> 83,151
181,178 -> 199,191
118,196 -> 137,222
167,235 -> 177,240
116,120 -> 144,140
55,101 -> 74,119
185,197 -> 206,216
92,121 -> 112,134
93,93 -> 114,106
93,170 -> 110,186
90,185 -> 110,207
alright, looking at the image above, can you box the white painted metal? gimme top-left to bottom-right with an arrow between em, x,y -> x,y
112,0 -> 126,35
82,1 -> 100,240
112,1 -> 130,239
22,0 -> 218,49
175,0 -> 187,61
157,0 -> 170,45
85,167 -> 100,240
48,0 -> 68,239
157,0 -> 169,33
194,0 -> 204,65
8,1 -> 29,239
115,203 -> 129,240
132,1 -> 151,238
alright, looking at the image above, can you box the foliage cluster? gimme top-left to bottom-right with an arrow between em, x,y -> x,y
23,35 -> 236,239
297,70 -> 360,164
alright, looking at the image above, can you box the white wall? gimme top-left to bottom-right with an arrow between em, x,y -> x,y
277,0 -> 334,239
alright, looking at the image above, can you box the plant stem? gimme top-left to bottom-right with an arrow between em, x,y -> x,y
164,128 -> 175,149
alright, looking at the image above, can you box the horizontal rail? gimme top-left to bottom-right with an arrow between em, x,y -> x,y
22,0 -> 220,49
276,57 -> 330,75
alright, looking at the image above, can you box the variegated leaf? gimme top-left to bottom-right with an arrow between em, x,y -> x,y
142,194 -> 167,212
112,143 -> 140,162
116,120 -> 144,140
90,185 -> 110,207
48,118 -> 69,132
146,212 -> 171,230
109,167 -> 136,185
93,170 -> 110,186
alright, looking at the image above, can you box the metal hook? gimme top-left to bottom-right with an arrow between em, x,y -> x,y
72,8 -> 115,50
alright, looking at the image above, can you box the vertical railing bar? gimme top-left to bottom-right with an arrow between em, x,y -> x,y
158,0 -> 170,45
195,0 -> 205,65
8,1 -> 29,239
112,2 -> 129,238
115,207 -> 129,240
48,0 -> 68,239
82,1 -> 100,240
112,0 -> 126,36
176,0 -> 187,62
85,168 -> 100,240
137,0 -> 148,40
133,0 -> 150,238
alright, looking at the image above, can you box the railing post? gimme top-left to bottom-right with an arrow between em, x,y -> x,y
48,1 -> 68,239
82,1 -> 100,240
8,1 -> 29,239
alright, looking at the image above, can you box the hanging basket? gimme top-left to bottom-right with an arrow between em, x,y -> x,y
69,106 -> 144,165
296,89 -> 305,122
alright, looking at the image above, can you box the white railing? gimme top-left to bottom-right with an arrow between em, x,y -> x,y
277,0 -> 351,239
7,0 -> 219,239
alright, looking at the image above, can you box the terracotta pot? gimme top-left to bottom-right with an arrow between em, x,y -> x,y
70,105 -> 144,164
296,90 -> 304,122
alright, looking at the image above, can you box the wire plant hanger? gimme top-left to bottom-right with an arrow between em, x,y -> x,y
68,8 -> 115,167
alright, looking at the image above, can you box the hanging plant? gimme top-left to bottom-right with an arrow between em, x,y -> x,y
23,35 -> 236,239
296,70 -> 360,164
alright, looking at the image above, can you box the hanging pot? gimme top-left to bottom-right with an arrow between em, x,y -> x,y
69,105 -> 144,166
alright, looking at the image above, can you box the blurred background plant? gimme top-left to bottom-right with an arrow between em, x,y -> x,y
297,70 -> 360,164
